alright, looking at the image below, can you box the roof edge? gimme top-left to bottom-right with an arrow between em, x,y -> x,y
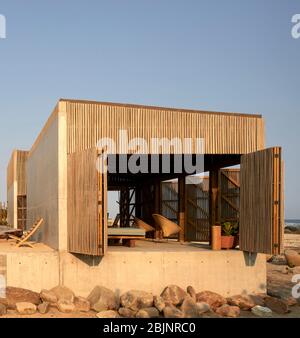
60,98 -> 262,119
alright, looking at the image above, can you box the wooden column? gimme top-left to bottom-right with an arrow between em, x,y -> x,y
154,180 -> 161,214
135,185 -> 142,219
154,180 -> 162,239
178,176 -> 186,242
120,187 -> 130,227
209,169 -> 220,243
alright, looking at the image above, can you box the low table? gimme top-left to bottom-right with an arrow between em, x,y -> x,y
108,227 -> 145,247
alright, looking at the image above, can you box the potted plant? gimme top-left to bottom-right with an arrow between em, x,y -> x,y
221,222 -> 235,249
232,221 -> 239,248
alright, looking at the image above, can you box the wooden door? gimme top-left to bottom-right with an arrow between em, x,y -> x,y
68,148 -> 107,256
239,147 -> 284,255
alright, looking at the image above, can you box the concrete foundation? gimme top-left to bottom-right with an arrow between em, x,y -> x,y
0,240 -> 266,297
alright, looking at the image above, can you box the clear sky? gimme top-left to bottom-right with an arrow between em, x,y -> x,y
0,0 -> 299,218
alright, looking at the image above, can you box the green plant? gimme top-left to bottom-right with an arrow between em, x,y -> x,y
232,222 -> 239,236
221,222 -> 235,236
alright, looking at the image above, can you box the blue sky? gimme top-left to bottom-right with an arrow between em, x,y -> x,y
0,0 -> 299,217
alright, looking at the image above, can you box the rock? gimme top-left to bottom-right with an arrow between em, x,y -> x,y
215,304 -> 240,318
285,225 -> 300,234
51,285 -> 75,302
74,297 -> 90,312
227,295 -> 255,310
163,305 -> 184,318
281,266 -> 294,274
136,307 -> 159,318
118,307 -> 137,318
57,299 -> 75,313
292,266 -> 300,274
196,291 -> 227,311
161,285 -> 187,306
247,294 -> 265,307
267,289 -> 281,298
0,287 -> 41,309
251,305 -> 272,317
187,286 -> 197,301
16,302 -> 37,315
196,302 -> 211,314
0,303 -> 7,316
38,302 -> 50,314
264,296 -> 289,314
40,289 -> 57,304
96,310 -> 120,318
87,286 -> 118,312
181,296 -> 210,318
284,249 -> 300,267
285,297 -> 298,307
153,295 -> 165,312
120,290 -> 153,311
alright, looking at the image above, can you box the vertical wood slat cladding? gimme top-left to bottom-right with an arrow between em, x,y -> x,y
16,151 -> 28,195
239,147 -> 283,255
7,152 -> 15,190
65,101 -> 265,155
68,147 -> 106,256
7,150 -> 28,193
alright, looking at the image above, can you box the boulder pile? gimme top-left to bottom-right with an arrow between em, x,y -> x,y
0,284 -> 297,317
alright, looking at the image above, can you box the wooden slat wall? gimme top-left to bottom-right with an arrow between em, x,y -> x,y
239,147 -> 283,255
161,181 -> 178,222
16,151 -> 28,195
6,151 -> 16,190
68,147 -> 106,256
219,169 -> 240,223
6,150 -> 28,193
186,177 -> 210,242
65,101 -> 265,155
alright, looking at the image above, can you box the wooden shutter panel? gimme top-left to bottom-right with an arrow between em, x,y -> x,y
68,147 -> 107,255
239,147 -> 283,255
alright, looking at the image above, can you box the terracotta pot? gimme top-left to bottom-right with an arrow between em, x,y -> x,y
221,235 -> 234,249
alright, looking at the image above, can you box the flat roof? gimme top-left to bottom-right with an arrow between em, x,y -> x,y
60,98 -> 262,119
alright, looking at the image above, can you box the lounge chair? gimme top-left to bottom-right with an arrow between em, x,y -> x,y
134,217 -> 155,233
152,214 -> 182,238
8,218 -> 44,248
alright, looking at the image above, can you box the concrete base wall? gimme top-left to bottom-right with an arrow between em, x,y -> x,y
3,248 -> 266,297
4,251 -> 60,292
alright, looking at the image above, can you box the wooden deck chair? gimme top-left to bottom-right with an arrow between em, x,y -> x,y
134,217 -> 155,233
8,218 -> 44,248
112,214 -> 120,227
152,214 -> 182,238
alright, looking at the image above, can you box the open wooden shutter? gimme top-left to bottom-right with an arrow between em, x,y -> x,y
68,148 -> 107,255
239,147 -> 283,255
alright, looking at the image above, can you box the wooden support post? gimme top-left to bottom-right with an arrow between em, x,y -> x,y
154,180 -> 162,239
209,169 -> 220,244
120,187 -> 130,227
135,185 -> 142,219
178,176 -> 186,242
